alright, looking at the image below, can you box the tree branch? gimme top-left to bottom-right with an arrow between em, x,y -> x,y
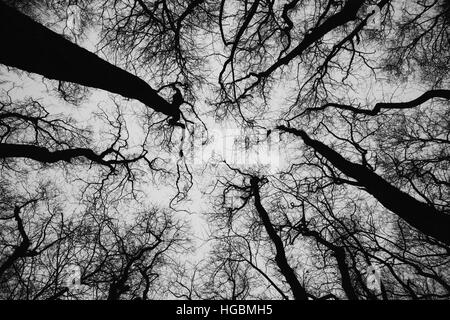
250,176 -> 308,300
306,89 -> 450,115
0,143 -> 146,169
277,125 -> 450,246
0,2 -> 179,118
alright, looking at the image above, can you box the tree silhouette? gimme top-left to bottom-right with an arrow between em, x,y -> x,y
0,2 -> 179,120
0,0 -> 449,300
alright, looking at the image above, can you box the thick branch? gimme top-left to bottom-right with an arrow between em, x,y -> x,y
0,2 -> 178,118
259,0 -> 370,78
278,126 -> 450,246
299,228 -> 358,300
307,90 -> 450,115
250,176 -> 308,300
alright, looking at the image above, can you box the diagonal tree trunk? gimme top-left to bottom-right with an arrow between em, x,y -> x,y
250,176 -> 309,300
278,125 -> 450,246
0,1 -> 178,118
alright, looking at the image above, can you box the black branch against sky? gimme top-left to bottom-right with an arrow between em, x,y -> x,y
278,125 -> 450,247
0,1 -> 180,119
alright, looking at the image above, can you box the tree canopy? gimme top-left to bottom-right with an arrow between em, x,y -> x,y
0,0 -> 449,300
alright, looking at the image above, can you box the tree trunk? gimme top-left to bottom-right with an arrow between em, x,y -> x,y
278,126 -> 450,246
300,228 -> 358,300
250,176 -> 309,300
0,206 -> 31,279
0,2 -> 178,118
